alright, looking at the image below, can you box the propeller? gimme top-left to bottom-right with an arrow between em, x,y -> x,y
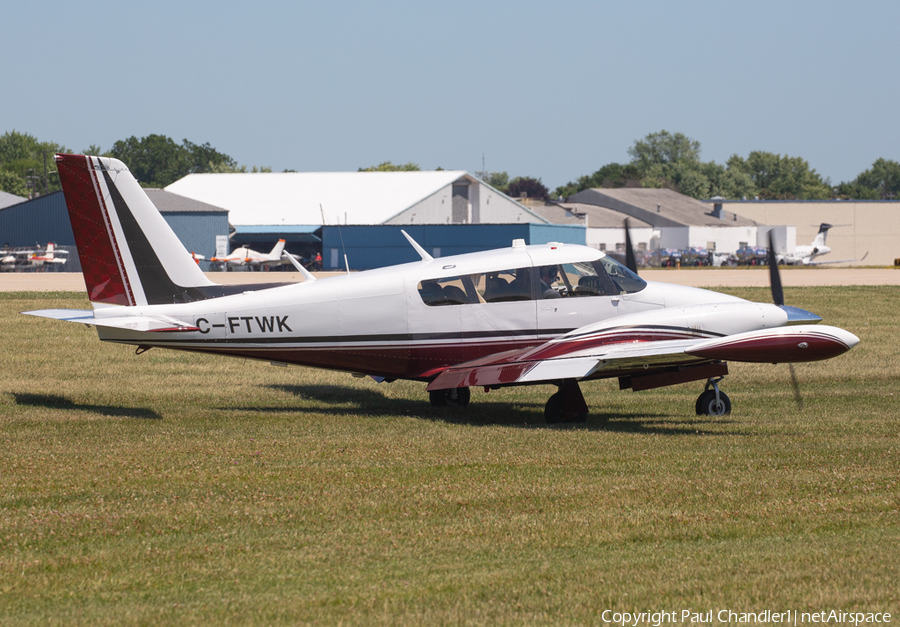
623,218 -> 638,274
767,231 -> 784,306
767,230 -> 802,408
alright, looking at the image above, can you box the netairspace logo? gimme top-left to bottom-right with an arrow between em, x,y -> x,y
599,609 -> 892,626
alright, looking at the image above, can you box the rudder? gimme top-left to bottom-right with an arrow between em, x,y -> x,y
56,154 -> 216,306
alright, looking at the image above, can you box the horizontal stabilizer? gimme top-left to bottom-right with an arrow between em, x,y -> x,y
23,309 -> 199,333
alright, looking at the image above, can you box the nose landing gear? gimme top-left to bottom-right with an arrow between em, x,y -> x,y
696,377 -> 731,416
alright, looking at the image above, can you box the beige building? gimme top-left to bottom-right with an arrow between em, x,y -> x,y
717,201 -> 900,266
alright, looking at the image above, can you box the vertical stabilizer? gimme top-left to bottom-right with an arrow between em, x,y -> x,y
55,154 -> 216,306
812,223 -> 833,248
269,239 -> 286,258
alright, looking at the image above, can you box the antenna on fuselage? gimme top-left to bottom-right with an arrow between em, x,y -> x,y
321,203 -> 350,274
400,229 -> 433,262
282,251 -> 316,281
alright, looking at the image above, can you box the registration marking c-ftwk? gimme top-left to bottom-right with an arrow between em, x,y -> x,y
226,315 -> 292,334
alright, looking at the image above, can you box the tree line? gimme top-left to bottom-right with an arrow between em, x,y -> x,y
0,131 -> 270,197
2,129 -> 898,202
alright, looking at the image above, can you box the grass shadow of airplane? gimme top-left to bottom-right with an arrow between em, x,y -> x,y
243,384 -> 738,435
13,392 -> 162,420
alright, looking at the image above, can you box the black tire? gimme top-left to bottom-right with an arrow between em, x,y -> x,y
544,391 -> 588,424
430,387 -> 470,407
696,390 -> 731,416
544,392 -> 563,424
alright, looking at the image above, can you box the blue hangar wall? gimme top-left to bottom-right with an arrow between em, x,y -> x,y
0,192 -> 229,272
321,224 -> 586,270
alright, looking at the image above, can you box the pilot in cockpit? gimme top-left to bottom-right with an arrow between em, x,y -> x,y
539,266 -> 561,299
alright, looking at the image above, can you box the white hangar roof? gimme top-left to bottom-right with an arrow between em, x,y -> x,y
165,170 -> 477,227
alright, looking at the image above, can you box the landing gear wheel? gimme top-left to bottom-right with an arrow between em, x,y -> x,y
696,389 -> 731,416
544,381 -> 589,424
429,387 -> 470,407
544,392 -> 564,424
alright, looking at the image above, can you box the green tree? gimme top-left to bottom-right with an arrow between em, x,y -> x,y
0,130 -> 68,197
627,130 -> 701,169
553,162 -> 641,199
477,171 -> 509,193
358,161 -> 420,172
727,152 -> 830,199
108,135 -> 238,187
0,170 -> 28,197
507,176 -> 549,200
110,135 -> 192,187
852,158 -> 900,200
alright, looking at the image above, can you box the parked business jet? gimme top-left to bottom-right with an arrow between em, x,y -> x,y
778,223 -> 867,266
23,155 -> 860,423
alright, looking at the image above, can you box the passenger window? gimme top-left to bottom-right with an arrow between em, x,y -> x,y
473,268 -> 533,303
416,277 -> 475,306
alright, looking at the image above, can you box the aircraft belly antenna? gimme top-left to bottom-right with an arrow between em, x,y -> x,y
400,229 -> 433,262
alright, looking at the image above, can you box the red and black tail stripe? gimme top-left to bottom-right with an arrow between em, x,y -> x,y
57,154 -> 135,305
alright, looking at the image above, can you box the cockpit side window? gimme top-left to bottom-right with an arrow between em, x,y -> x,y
416,256 -> 645,307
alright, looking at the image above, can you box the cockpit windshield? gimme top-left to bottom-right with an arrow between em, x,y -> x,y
596,255 -> 646,294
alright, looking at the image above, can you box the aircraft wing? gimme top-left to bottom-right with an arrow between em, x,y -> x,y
427,325 -> 858,392
804,252 -> 868,266
22,309 -> 199,332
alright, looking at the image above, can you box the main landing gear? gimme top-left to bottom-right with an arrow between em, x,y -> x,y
429,387 -> 471,407
544,379 -> 589,424
696,377 -> 731,416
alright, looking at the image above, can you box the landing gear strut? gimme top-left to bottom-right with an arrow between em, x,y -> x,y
429,387 -> 470,407
696,377 -> 731,416
544,379 -> 588,424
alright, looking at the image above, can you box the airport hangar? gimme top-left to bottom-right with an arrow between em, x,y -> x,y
164,170 -> 586,270
0,189 -> 230,272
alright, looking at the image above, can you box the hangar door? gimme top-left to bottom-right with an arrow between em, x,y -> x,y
451,184 -> 469,223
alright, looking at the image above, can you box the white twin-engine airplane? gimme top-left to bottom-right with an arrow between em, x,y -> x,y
23,155 -> 860,423
209,239 -> 289,270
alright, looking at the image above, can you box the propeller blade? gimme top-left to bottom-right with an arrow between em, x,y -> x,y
767,231 -> 784,306
788,363 -> 803,409
624,218 -> 638,274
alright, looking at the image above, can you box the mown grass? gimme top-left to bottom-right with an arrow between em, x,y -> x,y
1,287 -> 898,625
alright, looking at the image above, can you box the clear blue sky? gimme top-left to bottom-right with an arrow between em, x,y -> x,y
3,0 -> 898,190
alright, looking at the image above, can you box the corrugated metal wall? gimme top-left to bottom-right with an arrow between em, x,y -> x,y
0,194 -> 229,273
0,192 -> 74,248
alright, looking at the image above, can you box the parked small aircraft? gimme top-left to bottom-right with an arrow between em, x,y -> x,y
28,242 -> 69,268
209,240 -> 289,270
1,243 -> 68,271
778,223 -> 867,266
23,155 -> 860,422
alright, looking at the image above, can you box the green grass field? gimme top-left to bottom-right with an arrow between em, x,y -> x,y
1,287 -> 898,625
